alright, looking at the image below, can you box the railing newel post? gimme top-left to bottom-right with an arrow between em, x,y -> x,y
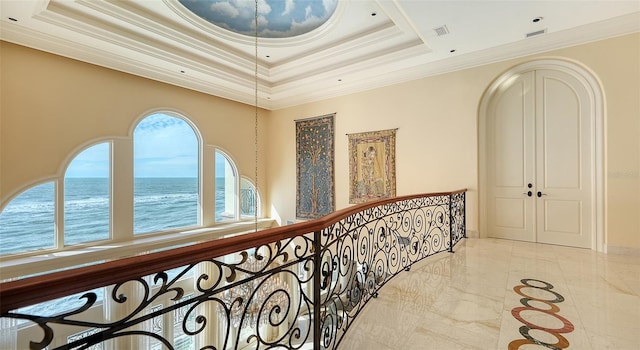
463,192 -> 467,239
313,229 -> 321,350
448,194 -> 454,253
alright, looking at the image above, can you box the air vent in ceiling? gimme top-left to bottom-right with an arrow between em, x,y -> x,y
526,29 -> 547,38
433,25 -> 449,36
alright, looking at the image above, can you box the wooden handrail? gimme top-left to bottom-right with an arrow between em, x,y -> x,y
0,190 -> 466,314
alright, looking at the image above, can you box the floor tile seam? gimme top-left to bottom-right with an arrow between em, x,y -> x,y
336,333 -> 401,350
601,273 -> 639,295
404,300 -> 504,326
377,274 -> 452,302
398,298 -> 455,317
411,322 -> 500,350
353,299 -> 425,322
509,256 -> 561,265
501,272 -> 528,346
367,297 -> 432,312
350,324 -> 413,349
580,323 -> 640,341
583,332 -> 640,350
349,318 -> 419,336
556,265 -> 603,277
619,268 -> 640,277
566,300 -> 640,320
584,327 -> 638,350
571,299 -> 640,323
439,285 -> 508,304
414,314 -> 502,337
561,278 -> 637,297
410,266 -> 457,279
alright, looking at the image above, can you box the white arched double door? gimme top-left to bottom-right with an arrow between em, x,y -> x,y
483,64 -> 600,249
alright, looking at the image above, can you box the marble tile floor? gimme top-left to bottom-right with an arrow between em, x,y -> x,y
338,238 -> 640,350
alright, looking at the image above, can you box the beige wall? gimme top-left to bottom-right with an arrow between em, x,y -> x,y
2,33 -> 639,249
0,42 -> 270,211
268,33 -> 640,249
266,72 -> 483,227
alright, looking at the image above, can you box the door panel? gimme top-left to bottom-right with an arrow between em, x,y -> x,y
495,198 -> 526,229
487,68 -> 593,248
487,72 -> 535,242
536,69 -> 592,248
540,77 -> 581,189
544,200 -> 582,234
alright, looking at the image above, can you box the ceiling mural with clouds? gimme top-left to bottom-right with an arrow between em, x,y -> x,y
178,0 -> 338,38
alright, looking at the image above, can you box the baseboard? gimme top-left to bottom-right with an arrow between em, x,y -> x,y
605,245 -> 640,255
465,230 -> 479,238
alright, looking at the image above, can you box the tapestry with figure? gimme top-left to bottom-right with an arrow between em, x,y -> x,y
296,114 -> 335,219
348,128 -> 397,203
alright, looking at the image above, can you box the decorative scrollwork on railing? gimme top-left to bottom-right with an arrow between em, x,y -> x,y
2,235 -> 316,350
450,191 -> 466,244
317,193 -> 465,349
1,191 -> 465,350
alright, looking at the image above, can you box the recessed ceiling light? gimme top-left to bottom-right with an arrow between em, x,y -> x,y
180,70 -> 185,73
266,55 -> 270,58
450,49 -> 456,53
532,17 -> 543,23
371,12 -> 377,17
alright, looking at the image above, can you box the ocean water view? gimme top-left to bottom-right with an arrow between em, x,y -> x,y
1,177 -> 228,318
1,115 -> 241,340
0,177 -> 226,255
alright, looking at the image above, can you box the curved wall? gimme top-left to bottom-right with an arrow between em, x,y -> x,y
0,42 -> 271,213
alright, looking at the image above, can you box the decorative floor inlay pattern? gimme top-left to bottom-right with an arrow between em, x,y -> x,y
509,279 -> 574,349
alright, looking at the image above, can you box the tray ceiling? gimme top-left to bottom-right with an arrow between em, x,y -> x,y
1,0 -> 638,110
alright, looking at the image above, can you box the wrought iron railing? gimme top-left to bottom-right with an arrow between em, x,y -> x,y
0,190 -> 466,350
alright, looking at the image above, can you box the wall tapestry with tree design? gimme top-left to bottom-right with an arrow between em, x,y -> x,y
296,114 -> 335,219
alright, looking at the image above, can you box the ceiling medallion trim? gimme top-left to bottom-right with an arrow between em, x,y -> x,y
165,0 -> 345,47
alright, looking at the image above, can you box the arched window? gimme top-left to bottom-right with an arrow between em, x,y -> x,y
64,143 -> 111,245
240,177 -> 260,218
0,182 -> 55,254
134,113 -> 199,234
215,151 -> 237,222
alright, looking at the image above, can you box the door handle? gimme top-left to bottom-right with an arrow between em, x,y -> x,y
537,191 -> 547,197
523,191 -> 532,197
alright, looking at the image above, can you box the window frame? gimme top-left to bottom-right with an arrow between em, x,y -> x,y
1,110 -> 262,259
0,180 -> 57,255
240,176 -> 261,219
132,112 -> 202,235
214,149 -> 239,222
63,141 -> 112,247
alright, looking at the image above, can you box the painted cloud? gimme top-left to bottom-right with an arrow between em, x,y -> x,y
179,0 -> 338,38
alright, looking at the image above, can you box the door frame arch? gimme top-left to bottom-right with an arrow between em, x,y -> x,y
478,59 -> 605,252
